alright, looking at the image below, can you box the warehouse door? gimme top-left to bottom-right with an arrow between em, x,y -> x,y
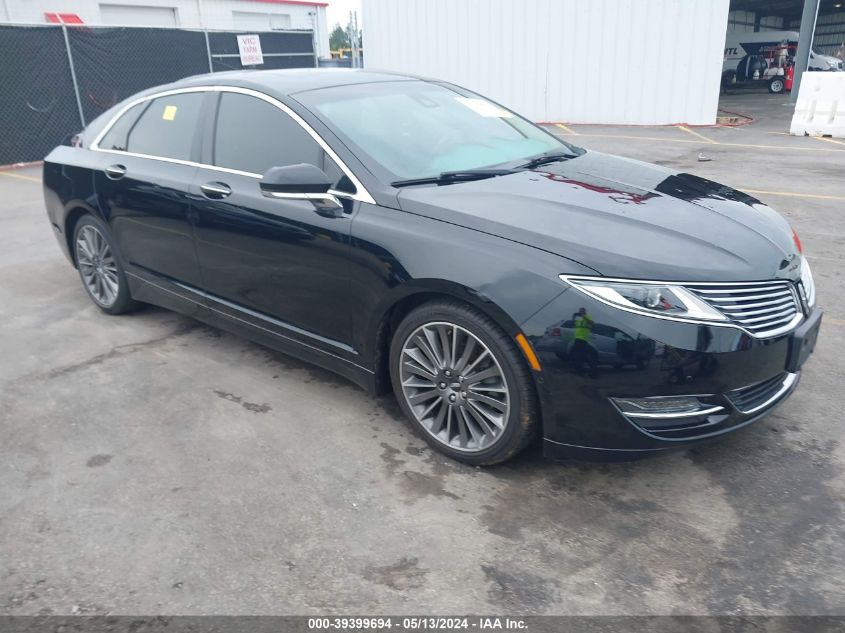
99,4 -> 179,27
232,11 -> 292,31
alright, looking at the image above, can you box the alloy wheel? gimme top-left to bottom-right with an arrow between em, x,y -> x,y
75,225 -> 119,308
399,322 -> 511,452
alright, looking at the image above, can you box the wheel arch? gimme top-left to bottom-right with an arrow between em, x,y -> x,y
367,280 -> 525,396
63,201 -> 101,268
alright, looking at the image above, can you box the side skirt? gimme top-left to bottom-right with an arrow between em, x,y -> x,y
126,271 -> 377,394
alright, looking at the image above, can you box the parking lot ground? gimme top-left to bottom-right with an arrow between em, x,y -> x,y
2,94 -> 844,615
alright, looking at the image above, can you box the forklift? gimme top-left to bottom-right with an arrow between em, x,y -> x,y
721,41 -> 793,94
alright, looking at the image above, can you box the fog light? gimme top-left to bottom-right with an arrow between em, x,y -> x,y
611,396 -> 723,419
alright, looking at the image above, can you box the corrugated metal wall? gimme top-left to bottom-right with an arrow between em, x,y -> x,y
789,13 -> 845,57
363,0 -> 730,125
727,10 -> 784,33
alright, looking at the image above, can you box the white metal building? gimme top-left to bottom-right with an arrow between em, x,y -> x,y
0,0 -> 331,57
363,0 -> 731,125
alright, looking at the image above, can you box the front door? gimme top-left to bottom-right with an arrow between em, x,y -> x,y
190,90 -> 361,353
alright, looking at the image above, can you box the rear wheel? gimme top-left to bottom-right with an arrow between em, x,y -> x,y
73,215 -> 137,315
769,77 -> 785,93
389,299 -> 538,465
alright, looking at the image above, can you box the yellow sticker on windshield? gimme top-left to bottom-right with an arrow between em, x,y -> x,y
162,105 -> 178,121
455,97 -> 512,118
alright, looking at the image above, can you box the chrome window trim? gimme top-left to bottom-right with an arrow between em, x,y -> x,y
559,274 -> 804,339
89,84 -> 376,205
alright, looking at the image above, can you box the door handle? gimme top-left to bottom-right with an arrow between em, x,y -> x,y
200,182 -> 232,199
104,164 -> 127,180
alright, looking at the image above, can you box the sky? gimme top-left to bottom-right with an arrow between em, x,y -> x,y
325,0 -> 362,32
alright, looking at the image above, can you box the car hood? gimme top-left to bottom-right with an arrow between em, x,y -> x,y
396,151 -> 801,282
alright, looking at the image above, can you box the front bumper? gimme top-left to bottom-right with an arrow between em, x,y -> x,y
521,289 -> 820,460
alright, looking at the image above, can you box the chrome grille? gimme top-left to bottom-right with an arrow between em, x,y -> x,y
726,372 -> 797,414
686,281 -> 801,337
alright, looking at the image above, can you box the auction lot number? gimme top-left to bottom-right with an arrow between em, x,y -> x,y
309,617 -> 527,631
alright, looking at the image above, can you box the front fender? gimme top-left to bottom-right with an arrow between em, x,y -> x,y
350,202 -> 595,369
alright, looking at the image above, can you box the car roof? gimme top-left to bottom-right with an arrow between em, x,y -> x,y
81,69 -> 428,141
174,68 -> 421,95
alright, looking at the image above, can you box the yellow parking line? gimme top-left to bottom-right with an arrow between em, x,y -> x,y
734,188 -> 845,201
677,125 -> 717,144
569,133 -> 701,144
771,132 -> 845,147
0,170 -> 40,183
813,136 -> 845,146
554,132 -> 845,153
555,123 -> 579,135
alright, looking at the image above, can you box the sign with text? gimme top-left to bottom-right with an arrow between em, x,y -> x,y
237,34 -> 264,66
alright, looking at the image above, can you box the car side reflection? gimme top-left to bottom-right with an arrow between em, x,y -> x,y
534,309 -> 656,376
530,312 -> 745,386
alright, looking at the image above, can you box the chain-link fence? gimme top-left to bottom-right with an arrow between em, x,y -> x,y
0,24 -> 316,165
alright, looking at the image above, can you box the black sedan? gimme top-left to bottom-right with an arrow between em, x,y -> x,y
43,69 -> 821,464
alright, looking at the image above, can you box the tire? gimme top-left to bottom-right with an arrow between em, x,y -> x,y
72,214 -> 138,315
389,299 -> 539,465
769,77 -> 785,94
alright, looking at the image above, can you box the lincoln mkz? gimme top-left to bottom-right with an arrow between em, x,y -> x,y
43,70 -> 822,464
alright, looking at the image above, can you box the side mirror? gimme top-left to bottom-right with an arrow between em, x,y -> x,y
260,163 -> 332,194
260,163 -> 344,218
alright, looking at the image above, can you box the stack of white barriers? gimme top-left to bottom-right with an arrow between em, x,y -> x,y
790,71 -> 845,139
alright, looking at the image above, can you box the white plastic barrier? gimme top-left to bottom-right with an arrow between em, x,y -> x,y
790,71 -> 845,138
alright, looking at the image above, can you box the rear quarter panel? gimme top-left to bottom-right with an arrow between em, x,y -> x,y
43,146 -> 108,262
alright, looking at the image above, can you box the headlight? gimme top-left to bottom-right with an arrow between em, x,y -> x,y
800,258 -> 815,308
559,275 -> 727,322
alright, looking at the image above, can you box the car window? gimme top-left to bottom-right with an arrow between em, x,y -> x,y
98,102 -> 145,152
296,81 -> 581,181
125,93 -> 204,161
213,92 -> 346,188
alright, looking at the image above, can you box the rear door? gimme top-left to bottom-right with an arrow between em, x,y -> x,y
94,91 -> 205,289
190,90 -> 362,352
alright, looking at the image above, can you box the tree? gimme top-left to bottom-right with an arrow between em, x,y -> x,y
329,24 -> 349,51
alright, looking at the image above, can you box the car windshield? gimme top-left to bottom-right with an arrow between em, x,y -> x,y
296,80 -> 581,182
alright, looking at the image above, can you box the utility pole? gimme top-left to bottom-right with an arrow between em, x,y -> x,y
347,10 -> 360,68
196,0 -> 213,73
792,0 -> 821,102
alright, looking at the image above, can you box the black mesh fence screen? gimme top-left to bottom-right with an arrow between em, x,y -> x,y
0,25 -> 82,164
0,25 -> 315,165
211,54 -> 314,72
67,27 -> 211,124
208,31 -> 314,72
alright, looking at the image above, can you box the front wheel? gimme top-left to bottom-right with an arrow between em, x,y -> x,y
389,300 -> 539,465
73,215 -> 138,315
